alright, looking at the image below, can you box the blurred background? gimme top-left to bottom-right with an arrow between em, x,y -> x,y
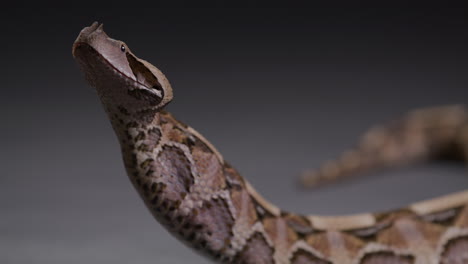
2,7 -> 468,264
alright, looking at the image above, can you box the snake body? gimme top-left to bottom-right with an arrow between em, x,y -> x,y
73,22 -> 468,264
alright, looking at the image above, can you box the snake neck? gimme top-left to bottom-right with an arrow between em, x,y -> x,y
107,109 -> 289,261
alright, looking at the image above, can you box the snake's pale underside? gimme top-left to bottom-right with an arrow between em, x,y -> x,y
73,22 -> 468,264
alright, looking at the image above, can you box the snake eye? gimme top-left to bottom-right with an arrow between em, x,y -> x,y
120,44 -> 126,52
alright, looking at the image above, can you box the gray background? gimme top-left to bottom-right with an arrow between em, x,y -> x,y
2,7 -> 468,263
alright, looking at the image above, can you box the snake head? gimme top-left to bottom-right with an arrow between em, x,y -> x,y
73,22 -> 173,113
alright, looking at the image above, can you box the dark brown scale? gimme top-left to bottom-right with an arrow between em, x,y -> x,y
187,232 -> 196,242
138,127 -> 162,151
142,183 -> 150,196
117,105 -> 130,115
182,222 -> 191,230
125,131 -> 132,140
440,235 -> 468,263
360,252 -> 414,264
176,228 -> 187,238
176,215 -> 184,223
232,232 -> 274,264
284,213 -> 316,236
164,213 -> 174,224
223,164 -> 245,190
161,200 -> 168,210
420,206 -> 464,226
127,89 -> 162,105
187,135 -> 197,146
148,127 -> 159,134
255,205 -> 268,219
135,131 -> 146,141
145,169 -> 154,177
187,197 -> 235,252
224,238 -> 231,248
188,134 -> 212,154
126,121 -> 138,128
213,252 -> 223,260
150,182 -> 157,192
251,199 -> 275,220
140,158 -> 153,169
184,178 -> 192,187
290,249 -> 331,264
200,239 -> 207,248
348,220 -> 392,242
130,152 -> 137,162
137,143 -> 149,152
150,195 -> 160,205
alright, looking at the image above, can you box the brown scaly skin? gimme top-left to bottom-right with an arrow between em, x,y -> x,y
73,22 -> 468,264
